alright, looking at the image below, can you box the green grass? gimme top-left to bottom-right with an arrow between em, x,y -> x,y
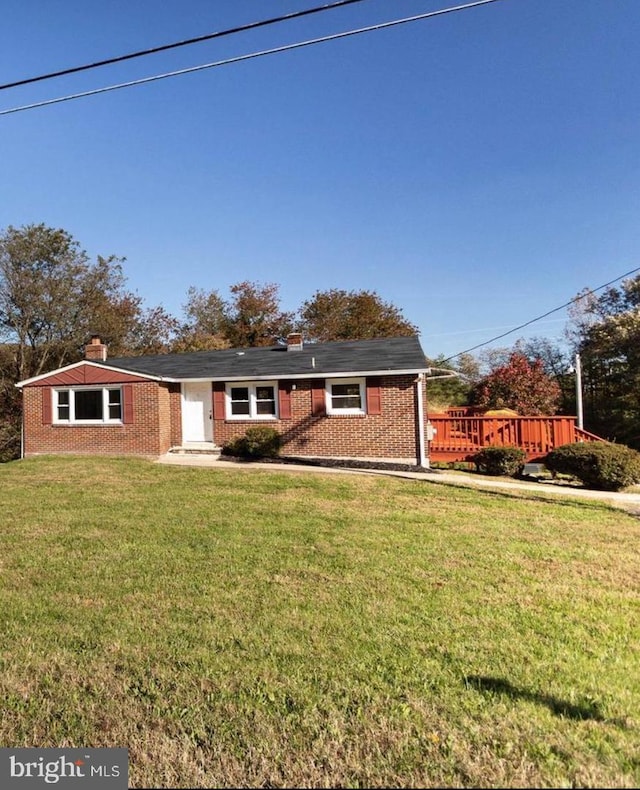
1,456 -> 639,788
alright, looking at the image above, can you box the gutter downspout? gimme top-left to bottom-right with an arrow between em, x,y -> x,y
575,352 -> 584,430
15,384 -> 24,460
416,373 -> 428,469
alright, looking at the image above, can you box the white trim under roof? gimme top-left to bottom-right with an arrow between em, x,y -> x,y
156,368 -> 428,383
15,360 -> 162,388
17,361 -> 428,388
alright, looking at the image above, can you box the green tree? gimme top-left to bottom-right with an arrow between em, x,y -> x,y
0,223 -> 178,460
0,223 -> 99,380
126,305 -> 181,356
299,289 -> 418,342
175,282 -> 294,350
172,287 -> 230,352
424,353 -> 479,412
221,281 -> 294,348
570,274 -> 640,447
0,224 -> 177,374
0,343 -> 21,461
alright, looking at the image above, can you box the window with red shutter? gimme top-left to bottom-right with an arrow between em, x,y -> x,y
325,378 -> 366,415
49,386 -> 128,423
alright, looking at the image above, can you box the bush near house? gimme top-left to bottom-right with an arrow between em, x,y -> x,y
222,425 -> 282,459
545,441 -> 640,491
473,446 -> 526,477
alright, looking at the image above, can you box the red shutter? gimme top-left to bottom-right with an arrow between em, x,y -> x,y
366,378 -> 382,415
42,387 -> 52,425
278,381 -> 292,420
212,382 -> 226,420
311,379 -> 326,417
122,384 -> 134,424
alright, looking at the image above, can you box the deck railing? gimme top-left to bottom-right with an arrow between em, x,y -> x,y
428,415 -> 599,462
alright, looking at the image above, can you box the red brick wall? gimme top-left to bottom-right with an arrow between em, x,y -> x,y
168,383 -> 183,448
23,375 -> 426,460
23,381 -> 164,457
157,384 -> 172,455
213,375 -> 423,460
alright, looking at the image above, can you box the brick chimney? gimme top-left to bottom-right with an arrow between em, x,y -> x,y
286,332 -> 303,352
85,335 -> 107,361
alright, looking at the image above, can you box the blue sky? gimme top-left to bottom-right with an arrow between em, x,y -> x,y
2,0 -> 638,359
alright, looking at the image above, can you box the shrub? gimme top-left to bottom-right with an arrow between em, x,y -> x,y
473,446 -> 526,477
222,425 -> 282,459
545,441 -> 640,491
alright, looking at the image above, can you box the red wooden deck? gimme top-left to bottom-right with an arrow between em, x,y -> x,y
428,412 -> 601,462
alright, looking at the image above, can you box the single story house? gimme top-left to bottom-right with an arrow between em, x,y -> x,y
17,333 -> 431,466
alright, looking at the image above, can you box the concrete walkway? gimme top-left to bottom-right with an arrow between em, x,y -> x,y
399,469 -> 640,514
157,453 -> 640,515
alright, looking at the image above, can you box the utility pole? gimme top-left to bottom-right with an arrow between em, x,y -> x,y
575,352 -> 584,430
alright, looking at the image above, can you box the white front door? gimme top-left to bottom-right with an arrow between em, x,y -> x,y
182,382 -> 213,443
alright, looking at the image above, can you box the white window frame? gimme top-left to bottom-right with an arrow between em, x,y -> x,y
53,387 -> 123,425
325,377 -> 366,415
225,381 -> 278,420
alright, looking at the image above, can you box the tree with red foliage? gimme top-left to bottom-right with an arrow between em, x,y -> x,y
470,352 -> 561,415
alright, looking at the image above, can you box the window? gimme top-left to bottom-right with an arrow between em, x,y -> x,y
229,386 -> 250,416
74,389 -> 102,420
226,382 -> 277,420
54,387 -> 123,424
326,378 -> 366,415
108,388 -> 122,420
56,389 -> 70,421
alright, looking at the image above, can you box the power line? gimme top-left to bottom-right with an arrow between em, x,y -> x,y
429,317 -> 566,338
0,0 -> 370,92
440,265 -> 640,363
0,0 -> 507,117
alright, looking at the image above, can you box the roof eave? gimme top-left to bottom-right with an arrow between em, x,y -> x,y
158,367 -> 428,383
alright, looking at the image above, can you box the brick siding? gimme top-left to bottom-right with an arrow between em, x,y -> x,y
168,383 -> 183,448
23,375 -> 426,461
214,375 -> 423,460
23,381 -> 167,457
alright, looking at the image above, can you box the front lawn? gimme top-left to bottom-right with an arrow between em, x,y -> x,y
1,456 -> 638,788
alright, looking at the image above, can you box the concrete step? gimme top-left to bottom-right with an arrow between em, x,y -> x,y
169,445 -> 222,456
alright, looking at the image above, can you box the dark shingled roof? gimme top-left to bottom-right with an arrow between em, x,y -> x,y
105,335 -> 428,381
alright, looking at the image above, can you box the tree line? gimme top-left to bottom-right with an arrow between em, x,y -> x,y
1,223 -> 638,459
